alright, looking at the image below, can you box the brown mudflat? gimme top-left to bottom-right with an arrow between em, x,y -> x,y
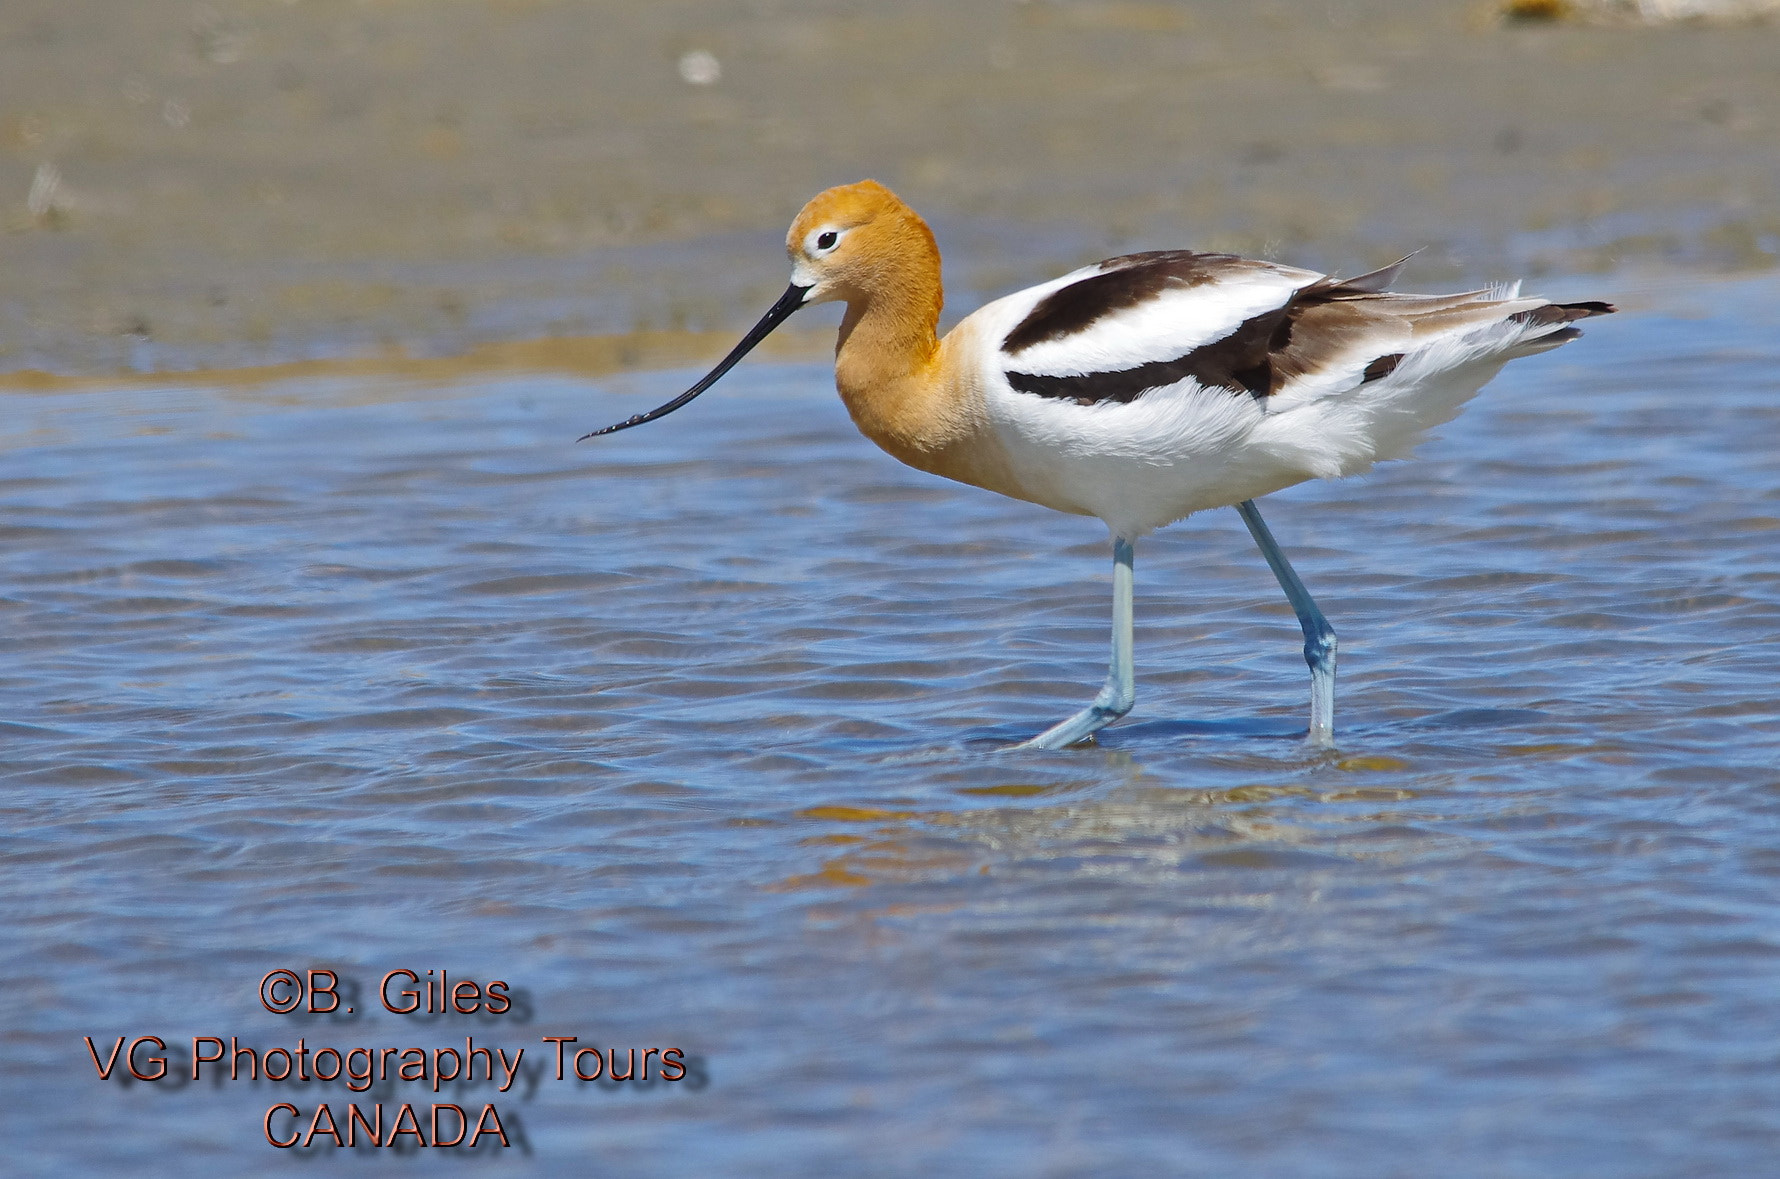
1,0 -> 1775,375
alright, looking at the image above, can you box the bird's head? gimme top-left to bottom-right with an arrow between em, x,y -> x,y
579,179 -> 934,440
785,179 -> 934,308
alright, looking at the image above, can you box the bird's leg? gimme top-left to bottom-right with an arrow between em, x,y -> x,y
1235,500 -> 1337,747
1014,536 -> 1136,750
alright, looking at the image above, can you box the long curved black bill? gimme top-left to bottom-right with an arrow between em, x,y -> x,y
579,282 -> 811,440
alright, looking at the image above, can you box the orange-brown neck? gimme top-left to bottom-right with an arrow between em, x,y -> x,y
833,212 -> 942,389
828,212 -> 972,470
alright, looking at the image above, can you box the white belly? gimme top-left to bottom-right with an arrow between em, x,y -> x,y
985,349 -> 1516,539
987,381 -> 1309,537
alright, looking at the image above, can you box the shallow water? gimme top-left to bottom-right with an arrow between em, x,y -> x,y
5,272 -> 1779,1175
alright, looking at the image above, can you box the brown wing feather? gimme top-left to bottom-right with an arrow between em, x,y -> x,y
1269,292 -> 1615,394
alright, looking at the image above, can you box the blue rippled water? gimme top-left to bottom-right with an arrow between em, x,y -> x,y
3,272 -> 1778,1175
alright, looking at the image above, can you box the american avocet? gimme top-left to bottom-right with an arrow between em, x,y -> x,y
584,180 -> 1612,750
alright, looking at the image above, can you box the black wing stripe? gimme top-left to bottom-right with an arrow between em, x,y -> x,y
1362,353 -> 1403,382
1006,303 -> 1288,403
1001,251 -> 1269,354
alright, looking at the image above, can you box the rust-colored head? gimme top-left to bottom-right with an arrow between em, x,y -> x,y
578,180 -> 942,441
786,179 -> 942,315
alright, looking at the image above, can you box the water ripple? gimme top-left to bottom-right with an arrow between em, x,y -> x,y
4,277 -> 1780,1174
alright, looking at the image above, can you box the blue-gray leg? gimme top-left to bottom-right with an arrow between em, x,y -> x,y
1236,500 -> 1337,746
1014,535 -> 1136,750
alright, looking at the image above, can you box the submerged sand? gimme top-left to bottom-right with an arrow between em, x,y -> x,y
0,0 -> 1775,376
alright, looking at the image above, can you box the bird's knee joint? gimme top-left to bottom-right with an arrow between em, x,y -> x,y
1302,628 -> 1337,670
1100,694 -> 1135,720
1095,683 -> 1136,718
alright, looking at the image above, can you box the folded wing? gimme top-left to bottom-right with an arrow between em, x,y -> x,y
997,248 -> 1613,408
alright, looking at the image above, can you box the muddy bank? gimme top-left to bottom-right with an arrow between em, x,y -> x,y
1,0 -> 1775,374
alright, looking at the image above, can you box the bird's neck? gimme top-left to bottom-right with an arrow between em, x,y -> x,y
824,216 -> 1014,496
835,298 -> 938,401
831,225 -> 952,460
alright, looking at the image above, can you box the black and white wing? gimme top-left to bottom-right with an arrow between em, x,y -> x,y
989,249 -> 1612,408
993,251 -> 1326,404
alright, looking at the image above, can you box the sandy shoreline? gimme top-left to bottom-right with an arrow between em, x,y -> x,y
1,0 -> 1775,376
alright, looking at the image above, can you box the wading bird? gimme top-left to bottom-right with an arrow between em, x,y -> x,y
583,180 -> 1611,750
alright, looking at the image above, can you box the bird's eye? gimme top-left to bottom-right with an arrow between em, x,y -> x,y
816,231 -> 838,251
